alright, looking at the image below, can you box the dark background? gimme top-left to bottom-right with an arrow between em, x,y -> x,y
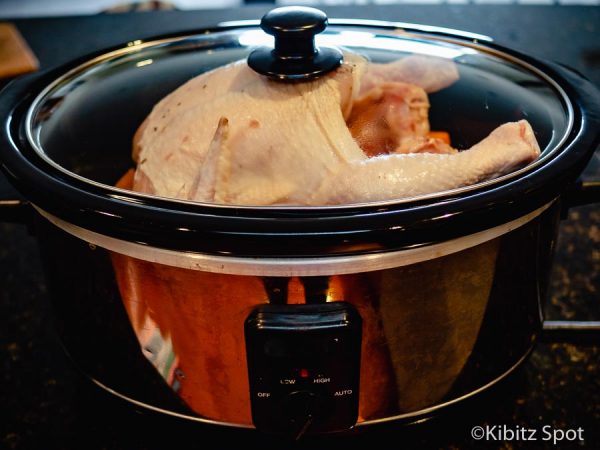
1,5 -> 599,449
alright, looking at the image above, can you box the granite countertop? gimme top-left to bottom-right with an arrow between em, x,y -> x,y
1,5 -> 599,449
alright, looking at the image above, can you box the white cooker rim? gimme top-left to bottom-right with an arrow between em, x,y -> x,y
35,201 -> 553,277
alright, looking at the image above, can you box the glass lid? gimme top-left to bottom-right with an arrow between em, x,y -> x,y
25,15 -> 572,209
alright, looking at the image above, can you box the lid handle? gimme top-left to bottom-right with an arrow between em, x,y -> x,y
248,7 -> 343,81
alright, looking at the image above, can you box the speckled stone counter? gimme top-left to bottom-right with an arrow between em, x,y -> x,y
1,5 -> 599,449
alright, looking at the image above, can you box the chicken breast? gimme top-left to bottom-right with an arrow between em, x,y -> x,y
133,53 -> 540,206
134,55 -> 367,205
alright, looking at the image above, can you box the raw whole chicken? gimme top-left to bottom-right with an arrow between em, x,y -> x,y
115,52 -> 542,425
132,53 -> 540,205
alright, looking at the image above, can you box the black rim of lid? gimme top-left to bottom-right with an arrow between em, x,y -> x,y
1,22 -> 599,258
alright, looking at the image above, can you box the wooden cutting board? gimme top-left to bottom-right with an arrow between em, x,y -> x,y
0,23 -> 39,79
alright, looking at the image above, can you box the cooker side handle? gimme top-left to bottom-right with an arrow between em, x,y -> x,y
537,59 -> 600,343
0,173 -> 32,224
542,178 -> 600,344
542,321 -> 600,345
562,178 -> 600,210
0,72 -> 49,226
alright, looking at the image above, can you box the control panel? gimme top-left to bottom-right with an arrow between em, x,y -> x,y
245,302 -> 362,437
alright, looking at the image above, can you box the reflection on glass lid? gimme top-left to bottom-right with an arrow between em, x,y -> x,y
26,24 -> 572,209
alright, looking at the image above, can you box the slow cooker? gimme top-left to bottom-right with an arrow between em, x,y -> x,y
1,6 -> 599,438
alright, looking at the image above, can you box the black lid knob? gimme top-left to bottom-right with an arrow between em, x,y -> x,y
248,7 -> 343,82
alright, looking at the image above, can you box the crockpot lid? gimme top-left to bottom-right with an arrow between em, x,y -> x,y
2,10 -> 599,257
24,13 -> 572,208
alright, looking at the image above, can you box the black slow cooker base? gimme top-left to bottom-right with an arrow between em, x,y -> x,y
33,202 -> 559,435
64,356 -> 531,447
